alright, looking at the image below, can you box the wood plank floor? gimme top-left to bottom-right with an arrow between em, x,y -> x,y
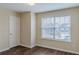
0,46 -> 77,55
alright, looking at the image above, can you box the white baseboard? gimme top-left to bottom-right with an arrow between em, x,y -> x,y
36,44 -> 79,54
19,44 -> 32,48
0,48 -> 10,52
17,44 -> 79,54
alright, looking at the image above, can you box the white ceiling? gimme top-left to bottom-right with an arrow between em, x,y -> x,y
0,3 -> 79,13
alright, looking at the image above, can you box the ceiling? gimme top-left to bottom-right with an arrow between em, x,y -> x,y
0,3 -> 79,13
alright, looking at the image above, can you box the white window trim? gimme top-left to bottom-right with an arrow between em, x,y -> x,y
41,15 -> 72,42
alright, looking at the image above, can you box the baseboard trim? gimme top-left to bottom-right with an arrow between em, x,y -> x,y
0,48 -> 10,52
17,44 -> 79,54
19,44 -> 32,48
37,44 -> 79,54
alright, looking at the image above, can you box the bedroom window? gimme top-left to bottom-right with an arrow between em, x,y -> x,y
41,16 -> 71,42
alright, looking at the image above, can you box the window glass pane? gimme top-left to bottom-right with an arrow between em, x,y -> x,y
41,16 -> 71,42
41,16 -> 54,39
55,16 -> 71,41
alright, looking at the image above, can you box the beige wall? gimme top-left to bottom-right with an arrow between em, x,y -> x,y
31,13 -> 36,48
20,12 -> 31,47
20,12 -> 36,48
0,6 -> 18,51
0,6 -> 36,51
0,5 -> 79,54
36,7 -> 79,53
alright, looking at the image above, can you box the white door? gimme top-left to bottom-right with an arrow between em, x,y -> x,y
9,16 -> 20,48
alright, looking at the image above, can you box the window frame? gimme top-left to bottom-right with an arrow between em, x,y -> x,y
40,15 -> 72,42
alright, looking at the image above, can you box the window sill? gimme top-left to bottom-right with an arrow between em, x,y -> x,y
42,38 -> 71,43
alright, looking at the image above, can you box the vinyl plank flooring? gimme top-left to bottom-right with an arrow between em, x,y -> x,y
0,46 -> 77,55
